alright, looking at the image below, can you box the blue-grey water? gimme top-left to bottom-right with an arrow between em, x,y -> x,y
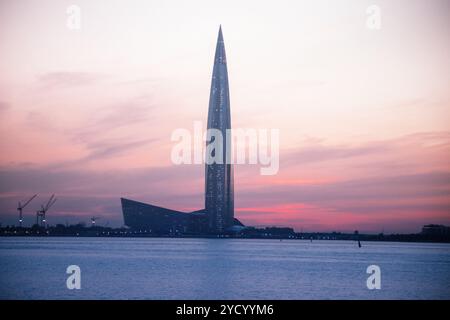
0,237 -> 449,300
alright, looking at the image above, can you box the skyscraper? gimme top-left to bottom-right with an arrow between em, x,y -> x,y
205,26 -> 234,233
121,26 -> 241,234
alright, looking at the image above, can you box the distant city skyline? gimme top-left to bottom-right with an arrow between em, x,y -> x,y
0,0 -> 449,233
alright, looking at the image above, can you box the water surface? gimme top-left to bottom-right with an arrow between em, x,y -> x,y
0,237 -> 449,299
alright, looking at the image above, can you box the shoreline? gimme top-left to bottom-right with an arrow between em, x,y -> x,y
1,233 -> 449,244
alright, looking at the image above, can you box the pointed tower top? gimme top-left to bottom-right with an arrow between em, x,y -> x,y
214,25 -> 226,64
218,25 -> 223,42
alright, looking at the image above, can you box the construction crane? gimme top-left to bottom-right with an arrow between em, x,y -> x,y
90,216 -> 100,226
17,194 -> 37,227
36,194 -> 57,228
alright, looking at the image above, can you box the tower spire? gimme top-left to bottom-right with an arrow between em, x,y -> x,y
214,25 -> 226,65
218,25 -> 223,41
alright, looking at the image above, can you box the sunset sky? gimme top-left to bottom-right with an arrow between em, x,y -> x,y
0,0 -> 449,232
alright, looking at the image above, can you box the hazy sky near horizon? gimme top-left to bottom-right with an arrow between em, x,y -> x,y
0,0 -> 449,232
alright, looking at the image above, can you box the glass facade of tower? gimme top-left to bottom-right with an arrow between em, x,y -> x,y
205,26 -> 234,233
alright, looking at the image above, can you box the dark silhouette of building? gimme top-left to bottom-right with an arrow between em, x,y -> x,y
121,198 -> 207,234
422,224 -> 450,236
121,198 -> 243,235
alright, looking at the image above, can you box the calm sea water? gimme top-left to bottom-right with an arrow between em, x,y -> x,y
0,237 -> 449,300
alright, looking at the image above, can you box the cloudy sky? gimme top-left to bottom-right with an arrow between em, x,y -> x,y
0,0 -> 449,232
